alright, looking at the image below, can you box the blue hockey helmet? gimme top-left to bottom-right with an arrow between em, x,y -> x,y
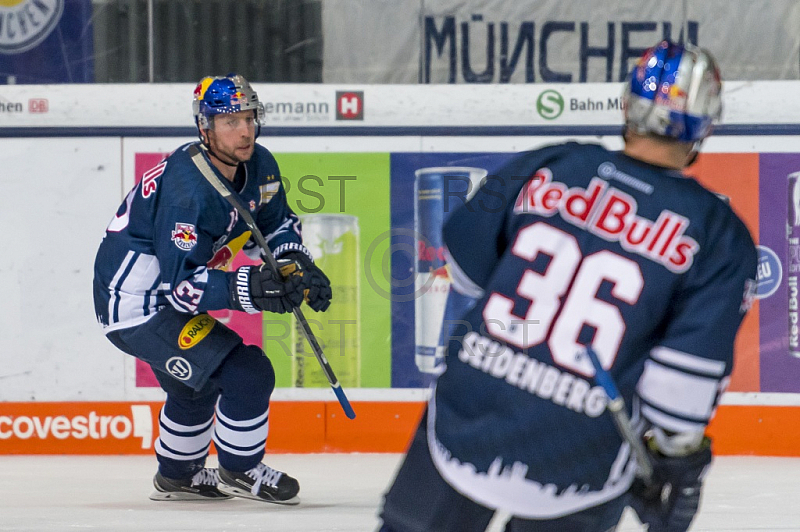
623,40 -> 722,143
192,73 -> 265,130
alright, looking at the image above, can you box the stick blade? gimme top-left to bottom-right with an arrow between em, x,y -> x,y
332,385 -> 356,419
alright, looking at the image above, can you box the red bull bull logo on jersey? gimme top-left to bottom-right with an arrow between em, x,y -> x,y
171,223 -> 198,251
207,231 -> 251,270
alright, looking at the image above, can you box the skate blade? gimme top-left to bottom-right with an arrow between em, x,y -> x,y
217,483 -> 300,505
149,489 -> 233,502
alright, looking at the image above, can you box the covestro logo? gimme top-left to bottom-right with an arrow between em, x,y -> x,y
0,404 -> 155,452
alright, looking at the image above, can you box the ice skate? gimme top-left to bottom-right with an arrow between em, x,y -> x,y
217,462 -> 300,505
149,468 -> 232,501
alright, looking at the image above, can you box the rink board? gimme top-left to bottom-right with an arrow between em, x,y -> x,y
0,83 -> 799,455
0,399 -> 798,456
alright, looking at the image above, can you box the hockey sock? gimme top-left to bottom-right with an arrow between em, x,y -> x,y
211,344 -> 275,472
154,404 -> 215,480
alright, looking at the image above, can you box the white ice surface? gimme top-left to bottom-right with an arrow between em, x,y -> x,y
0,454 -> 798,531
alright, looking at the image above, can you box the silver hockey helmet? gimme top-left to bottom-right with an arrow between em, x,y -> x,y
192,73 -> 265,130
623,40 -> 722,143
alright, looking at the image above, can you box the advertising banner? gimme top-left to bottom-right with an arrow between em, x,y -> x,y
390,152 -> 516,387
129,147 -> 800,395
686,153 -> 760,392
3,81 -> 800,132
267,152 -> 393,389
132,151 -> 394,390
0,402 -> 157,455
133,151 -> 263,388
0,0 -> 93,84
322,0 -> 800,83
756,154 -> 800,392
391,150 -> 780,393
2,82 -> 800,456
1,82 -> 798,404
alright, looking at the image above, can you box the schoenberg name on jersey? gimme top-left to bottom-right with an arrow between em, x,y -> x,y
514,168 -> 698,273
459,331 -> 607,418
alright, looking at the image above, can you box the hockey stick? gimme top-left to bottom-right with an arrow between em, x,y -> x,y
583,345 -> 653,481
189,144 -> 356,419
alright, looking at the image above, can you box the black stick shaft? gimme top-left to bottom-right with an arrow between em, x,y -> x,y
190,146 -> 356,419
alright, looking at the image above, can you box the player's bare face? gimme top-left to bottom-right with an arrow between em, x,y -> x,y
207,111 -> 257,165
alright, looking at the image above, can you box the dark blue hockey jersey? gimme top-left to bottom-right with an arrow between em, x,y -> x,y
432,142 -> 758,517
93,141 -> 303,332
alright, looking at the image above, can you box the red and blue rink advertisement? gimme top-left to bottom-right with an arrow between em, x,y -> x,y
391,150 -> 800,398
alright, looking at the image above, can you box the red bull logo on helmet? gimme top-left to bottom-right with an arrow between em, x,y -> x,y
171,223 -> 198,251
230,90 -> 248,107
193,77 -> 215,100
658,84 -> 688,111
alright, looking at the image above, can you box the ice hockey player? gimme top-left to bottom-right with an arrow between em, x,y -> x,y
93,74 -> 332,503
379,40 -> 757,532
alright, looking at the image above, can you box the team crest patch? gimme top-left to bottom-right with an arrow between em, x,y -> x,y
250,199 -> 257,211
165,357 -> 192,381
0,0 -> 64,54
172,223 -> 197,250
260,182 -> 280,205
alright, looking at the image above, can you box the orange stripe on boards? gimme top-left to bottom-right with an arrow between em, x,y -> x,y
265,401 -> 327,453
267,401 -> 425,453
707,405 -> 800,456
321,401 -> 425,453
2,401 -> 799,456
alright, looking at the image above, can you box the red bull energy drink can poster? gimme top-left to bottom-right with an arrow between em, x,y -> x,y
788,171 -> 800,358
414,167 -> 487,374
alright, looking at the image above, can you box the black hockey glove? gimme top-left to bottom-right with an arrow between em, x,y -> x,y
277,251 -> 332,312
230,264 -> 303,314
629,436 -> 713,532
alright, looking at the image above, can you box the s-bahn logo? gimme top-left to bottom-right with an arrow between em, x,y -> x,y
536,90 -> 564,120
0,0 -> 65,54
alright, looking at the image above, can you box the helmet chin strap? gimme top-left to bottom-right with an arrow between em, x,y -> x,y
685,149 -> 700,167
207,146 -> 239,167
199,129 -> 240,168
685,139 -> 706,167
